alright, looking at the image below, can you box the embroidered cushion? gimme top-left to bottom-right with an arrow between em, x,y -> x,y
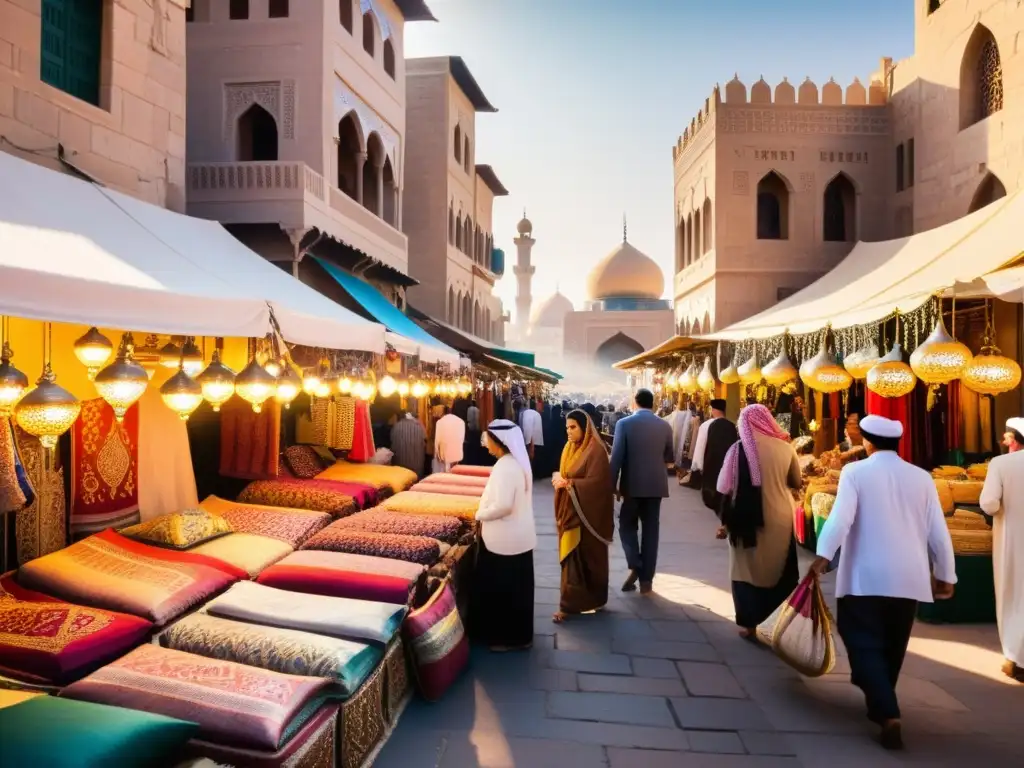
0,696 -> 199,768
334,509 -> 464,544
403,579 -> 468,701
284,445 -> 323,479
302,525 -> 441,566
315,461 -> 417,494
257,550 -> 425,605
199,495 -> 331,548
120,508 -> 231,550
0,575 -> 152,685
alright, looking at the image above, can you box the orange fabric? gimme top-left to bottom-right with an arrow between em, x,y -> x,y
219,398 -> 280,480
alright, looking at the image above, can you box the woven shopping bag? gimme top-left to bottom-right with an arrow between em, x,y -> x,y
755,572 -> 837,677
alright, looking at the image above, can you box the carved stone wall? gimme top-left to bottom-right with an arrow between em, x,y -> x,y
223,80 -> 296,142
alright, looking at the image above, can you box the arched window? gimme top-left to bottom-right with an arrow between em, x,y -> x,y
381,156 -> 397,226
448,204 -> 455,245
968,172 -> 1007,213
383,39 -> 395,79
684,214 -> 692,265
691,319 -> 701,336
693,208 -> 702,259
756,171 -> 790,239
823,173 -> 856,242
237,104 -> 278,161
462,294 -> 471,332
337,113 -> 362,199
453,126 -> 462,162
447,287 -> 455,325
675,218 -> 685,272
463,136 -> 470,173
362,133 -> 385,215
702,312 -> 711,335
960,25 -> 1003,129
595,333 -> 644,369
485,309 -> 491,341
339,0 -> 353,32
362,12 -> 375,58
473,299 -> 481,335
464,217 -> 473,256
702,198 -> 712,252
455,214 -> 463,250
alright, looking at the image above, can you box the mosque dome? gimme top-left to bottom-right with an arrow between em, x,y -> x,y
585,238 -> 665,301
517,215 -> 533,235
529,291 -> 574,329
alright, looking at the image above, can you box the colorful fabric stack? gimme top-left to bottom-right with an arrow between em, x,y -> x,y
403,580 -> 469,701
161,613 -> 382,698
450,465 -> 492,478
202,581 -> 407,645
334,509 -> 464,544
380,491 -> 480,522
418,472 -> 488,488
0,574 -> 152,685
302,524 -> 441,566
199,495 -> 331,548
189,532 -> 294,578
237,478 -> 362,518
281,445 -> 325,479
257,550 -> 425,604
61,644 -> 331,752
69,399 -> 141,537
17,529 -> 247,625
410,482 -> 484,498
315,461 -> 417,495
219,397 -> 281,481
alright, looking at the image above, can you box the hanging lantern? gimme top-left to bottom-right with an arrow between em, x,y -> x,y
378,375 -> 398,398
719,356 -> 740,385
738,354 -> 762,385
235,357 -> 277,413
762,349 -> 797,387
338,375 -> 353,395
314,379 -> 332,398
962,344 -> 1022,396
196,350 -> 236,412
159,340 -> 182,369
275,364 -> 302,408
73,327 -> 113,378
397,379 -> 411,398
15,365 -> 81,451
179,338 -> 204,376
697,357 -> 716,392
302,371 -> 321,395
909,316 -> 972,385
94,345 -> 149,422
801,342 -> 852,394
411,379 -> 429,399
264,359 -> 282,378
844,344 -> 880,380
0,342 -> 29,416
680,363 -> 698,393
866,343 -> 917,398
160,368 -> 203,420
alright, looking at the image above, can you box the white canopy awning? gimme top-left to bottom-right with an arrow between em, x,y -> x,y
706,192 -> 1024,340
0,150 -> 387,351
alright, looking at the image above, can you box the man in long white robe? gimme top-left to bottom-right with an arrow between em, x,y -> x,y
979,417 -> 1024,682
662,404 -> 692,469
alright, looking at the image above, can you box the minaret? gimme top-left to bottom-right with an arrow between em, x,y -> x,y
513,209 -> 535,336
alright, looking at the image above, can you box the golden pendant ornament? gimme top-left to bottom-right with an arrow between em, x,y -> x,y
844,344 -> 880,381
866,343 -> 917,398
961,347 -> 1021,396
909,317 -> 972,385
762,350 -> 797,387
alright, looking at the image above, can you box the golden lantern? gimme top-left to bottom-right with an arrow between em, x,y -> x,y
235,357 -> 277,413
264,359 -> 282,378
0,341 -> 29,416
962,343 -> 1022,396
738,354 -> 762,385
179,338 -> 204,376
378,375 -> 398,398
73,327 -> 113,378
160,368 -> 203,420
801,344 -> 852,394
411,379 -> 429,398
94,345 -> 149,421
719,356 -> 740,385
844,344 -> 880,380
910,317 -> 972,385
302,371 -> 321,395
866,343 -> 917,398
697,357 -> 716,392
680,363 -> 698,393
397,379 -> 411,398
158,340 -> 182,369
275,364 -> 302,408
15,365 -> 81,451
314,379 -> 332,398
762,350 -> 797,387
338,376 -> 353,395
196,350 -> 235,412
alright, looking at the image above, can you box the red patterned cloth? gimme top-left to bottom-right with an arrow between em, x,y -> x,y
865,389 -> 913,463
219,398 -> 281,481
201,496 -> 331,548
403,580 -> 468,701
70,399 -> 140,537
0,574 -> 152,685
334,509 -> 464,543
237,478 -> 360,519
302,525 -> 440,566
61,644 -> 331,751
346,400 -> 375,463
257,550 -> 425,605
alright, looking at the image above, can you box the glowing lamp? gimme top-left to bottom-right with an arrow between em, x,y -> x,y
0,342 -> 29,416
275,365 -> 302,408
264,359 -> 282,378
196,351 -> 236,412
910,317 -> 973,385
235,358 -> 277,413
378,375 -> 398,398
737,355 -> 762,386
800,344 -> 852,394
844,345 -> 880,380
73,327 -> 113,378
160,368 -> 203,420
411,380 -> 429,399
962,345 -> 1022,396
338,376 -> 353,395
679,363 -> 698,393
15,365 -> 81,450
302,372 -> 321,395
866,343 -> 917,398
159,341 -> 182,369
314,381 -> 331,398
719,357 -> 740,385
697,358 -> 716,392
94,350 -> 149,421
397,380 -> 411,397
762,350 -> 797,387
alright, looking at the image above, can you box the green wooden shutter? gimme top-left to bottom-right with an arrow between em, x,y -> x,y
40,0 -> 66,92
40,0 -> 102,106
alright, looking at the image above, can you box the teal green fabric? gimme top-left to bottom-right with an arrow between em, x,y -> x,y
486,346 -> 536,368
917,553 -> 996,624
0,696 -> 199,767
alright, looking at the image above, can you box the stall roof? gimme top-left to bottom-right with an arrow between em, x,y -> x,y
311,257 -> 460,365
612,336 -> 702,370
706,192 -> 1024,341
0,151 -> 387,351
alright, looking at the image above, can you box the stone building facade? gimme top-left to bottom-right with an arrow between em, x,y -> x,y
404,55 -> 506,344
672,0 -> 1022,335
0,0 -> 188,211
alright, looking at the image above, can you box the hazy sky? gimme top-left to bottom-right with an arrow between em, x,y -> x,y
405,0 -> 915,320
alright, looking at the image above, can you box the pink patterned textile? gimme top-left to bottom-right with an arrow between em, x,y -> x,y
60,644 -> 331,751
717,403 -> 790,499
200,496 -> 331,548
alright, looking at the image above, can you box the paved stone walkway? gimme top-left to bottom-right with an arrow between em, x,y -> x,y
377,483 -> 1024,767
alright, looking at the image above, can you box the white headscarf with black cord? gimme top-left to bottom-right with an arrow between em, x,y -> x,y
486,419 -> 532,491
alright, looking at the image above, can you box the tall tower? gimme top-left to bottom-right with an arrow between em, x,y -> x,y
513,210 -> 535,335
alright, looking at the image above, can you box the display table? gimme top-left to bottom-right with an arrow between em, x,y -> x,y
917,553 -> 996,624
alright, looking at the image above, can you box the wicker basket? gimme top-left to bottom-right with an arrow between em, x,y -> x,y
949,480 -> 984,506
947,510 -> 990,532
950,528 -> 992,555
933,479 -> 954,514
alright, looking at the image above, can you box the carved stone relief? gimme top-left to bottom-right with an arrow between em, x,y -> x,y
360,0 -> 392,40
223,81 -> 295,143
718,108 -> 889,135
333,78 -> 399,167
732,171 -> 749,195
800,172 -> 815,192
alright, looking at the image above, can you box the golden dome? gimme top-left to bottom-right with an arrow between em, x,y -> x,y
529,291 -> 574,329
585,239 -> 665,301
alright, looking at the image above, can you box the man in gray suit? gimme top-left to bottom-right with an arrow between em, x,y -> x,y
610,388 -> 675,595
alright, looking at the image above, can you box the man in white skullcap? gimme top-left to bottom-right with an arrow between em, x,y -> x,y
980,417 -> 1024,683
811,415 -> 956,751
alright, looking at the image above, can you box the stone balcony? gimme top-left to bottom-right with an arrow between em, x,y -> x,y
186,161 -> 408,275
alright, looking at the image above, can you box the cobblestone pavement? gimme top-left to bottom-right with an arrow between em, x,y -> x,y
377,482 -> 1024,767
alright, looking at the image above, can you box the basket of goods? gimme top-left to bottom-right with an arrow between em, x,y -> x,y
810,493 -> 836,539
947,509 -> 990,532
932,465 -> 968,482
838,446 -> 866,466
950,527 -> 992,556
966,463 -> 989,481
949,480 -> 984,506
933,479 -> 955,515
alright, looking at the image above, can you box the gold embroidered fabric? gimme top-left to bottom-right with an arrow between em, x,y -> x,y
120,509 -> 231,550
309,397 -> 356,451
13,427 -> 65,566
0,418 -> 26,515
338,661 -> 385,768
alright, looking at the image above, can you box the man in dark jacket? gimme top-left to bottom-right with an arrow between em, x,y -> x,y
696,399 -> 738,513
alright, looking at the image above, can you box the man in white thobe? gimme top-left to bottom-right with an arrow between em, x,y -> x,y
433,407 -> 465,474
980,417 -> 1024,683
811,415 -> 956,751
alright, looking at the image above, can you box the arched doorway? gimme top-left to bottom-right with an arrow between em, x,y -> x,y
968,172 -> 1007,213
361,12 -> 375,57
757,171 -> 790,239
383,39 -> 396,79
362,133 -> 385,216
823,173 -> 856,242
337,113 -> 362,200
960,25 -> 1003,130
594,332 -> 644,369
237,104 -> 278,162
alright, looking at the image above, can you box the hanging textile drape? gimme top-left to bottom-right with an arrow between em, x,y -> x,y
865,389 -> 913,463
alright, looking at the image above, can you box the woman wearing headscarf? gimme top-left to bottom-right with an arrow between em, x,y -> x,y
552,410 -> 614,623
469,419 -> 538,651
717,404 -> 802,640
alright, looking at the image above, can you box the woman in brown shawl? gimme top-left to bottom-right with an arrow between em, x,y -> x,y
551,410 -> 614,623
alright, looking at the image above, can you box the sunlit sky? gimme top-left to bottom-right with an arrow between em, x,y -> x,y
405,0 -> 915,321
